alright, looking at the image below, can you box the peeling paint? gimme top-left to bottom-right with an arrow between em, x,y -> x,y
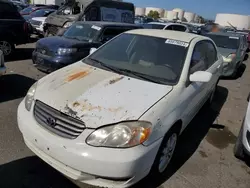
73,101 -> 80,107
64,104 -> 78,117
66,69 -> 91,82
107,107 -> 123,112
108,76 -> 124,85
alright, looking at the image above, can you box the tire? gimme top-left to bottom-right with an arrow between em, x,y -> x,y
234,124 -> 245,160
150,126 -> 179,175
0,41 -> 14,56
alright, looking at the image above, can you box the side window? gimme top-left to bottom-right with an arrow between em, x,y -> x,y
204,41 -> 218,68
0,3 -> 21,19
165,25 -> 173,30
189,42 -> 207,74
172,25 -> 187,32
85,7 -> 99,21
100,27 -> 129,43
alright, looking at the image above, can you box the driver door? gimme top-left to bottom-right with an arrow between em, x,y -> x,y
181,41 -> 209,127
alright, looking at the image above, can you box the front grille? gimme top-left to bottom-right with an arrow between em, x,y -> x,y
47,25 -> 59,35
34,100 -> 86,139
30,20 -> 42,27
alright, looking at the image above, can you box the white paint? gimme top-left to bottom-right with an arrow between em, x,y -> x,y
17,30 -> 224,188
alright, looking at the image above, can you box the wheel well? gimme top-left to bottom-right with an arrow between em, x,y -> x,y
172,120 -> 182,135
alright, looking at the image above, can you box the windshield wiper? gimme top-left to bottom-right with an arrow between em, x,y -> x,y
87,58 -> 124,73
116,68 -> 166,84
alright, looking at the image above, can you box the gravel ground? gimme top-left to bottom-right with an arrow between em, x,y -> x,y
0,42 -> 249,188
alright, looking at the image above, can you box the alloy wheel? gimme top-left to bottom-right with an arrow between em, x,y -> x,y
158,133 -> 177,173
0,41 -> 12,56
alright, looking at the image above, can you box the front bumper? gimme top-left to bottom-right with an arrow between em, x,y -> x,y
222,61 -> 237,77
32,51 -> 80,73
31,25 -> 44,35
17,101 -> 162,188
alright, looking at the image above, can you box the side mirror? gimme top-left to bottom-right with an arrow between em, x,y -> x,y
247,93 -> 250,102
189,71 -> 212,83
89,48 -> 97,55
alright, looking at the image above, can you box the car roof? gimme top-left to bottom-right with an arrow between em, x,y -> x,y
206,31 -> 243,38
147,22 -> 186,27
125,29 -> 207,42
75,21 -> 141,28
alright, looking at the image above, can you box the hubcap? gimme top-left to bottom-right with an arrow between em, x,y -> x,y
0,41 -> 11,55
158,133 -> 177,173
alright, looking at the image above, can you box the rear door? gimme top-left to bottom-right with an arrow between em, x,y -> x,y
0,2 -> 29,45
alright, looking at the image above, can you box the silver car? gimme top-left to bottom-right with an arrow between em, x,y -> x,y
204,32 -> 247,77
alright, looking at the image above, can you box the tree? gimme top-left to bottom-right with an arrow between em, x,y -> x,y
147,10 -> 160,19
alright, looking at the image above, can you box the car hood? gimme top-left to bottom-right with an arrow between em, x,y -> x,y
217,47 -> 237,57
34,62 -> 173,128
37,36 -> 91,50
32,17 -> 46,22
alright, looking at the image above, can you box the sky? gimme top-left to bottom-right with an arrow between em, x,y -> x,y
130,0 -> 250,19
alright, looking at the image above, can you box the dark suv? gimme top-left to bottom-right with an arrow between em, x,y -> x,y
0,0 -> 30,56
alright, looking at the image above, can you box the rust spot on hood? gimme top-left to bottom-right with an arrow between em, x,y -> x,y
108,107 -> 123,112
109,76 -> 124,85
73,101 -> 80,107
82,102 -> 102,112
66,69 -> 91,82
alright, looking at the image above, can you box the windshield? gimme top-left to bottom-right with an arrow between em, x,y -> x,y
85,33 -> 188,85
63,23 -> 101,41
21,7 -> 33,14
205,34 -> 240,49
143,24 -> 165,29
30,9 -> 54,17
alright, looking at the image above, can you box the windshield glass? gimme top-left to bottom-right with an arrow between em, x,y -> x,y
63,23 -> 101,41
205,34 -> 240,49
143,24 -> 165,29
30,9 -> 53,17
85,33 -> 188,85
21,7 -> 33,14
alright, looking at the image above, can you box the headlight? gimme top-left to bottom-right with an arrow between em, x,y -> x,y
63,22 -> 73,28
25,82 -> 37,111
57,48 -> 77,55
227,53 -> 236,59
86,121 -> 152,148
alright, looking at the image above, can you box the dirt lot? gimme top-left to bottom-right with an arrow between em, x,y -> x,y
0,42 -> 250,188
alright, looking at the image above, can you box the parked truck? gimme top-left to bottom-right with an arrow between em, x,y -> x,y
43,0 -> 135,36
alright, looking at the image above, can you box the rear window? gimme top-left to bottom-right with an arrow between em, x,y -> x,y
143,24 -> 165,29
205,34 -> 240,49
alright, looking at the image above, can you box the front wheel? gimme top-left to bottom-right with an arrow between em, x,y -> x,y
150,127 -> 179,175
234,124 -> 245,160
0,41 -> 14,56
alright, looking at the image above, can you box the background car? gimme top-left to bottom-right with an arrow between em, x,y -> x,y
32,21 -> 142,72
204,32 -> 247,77
23,8 -> 56,21
142,22 -> 190,32
234,92 -> 250,161
20,4 -> 58,15
18,30 -> 223,188
0,0 -> 30,56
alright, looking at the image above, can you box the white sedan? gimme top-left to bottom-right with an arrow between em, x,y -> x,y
234,93 -> 250,160
17,30 -> 223,188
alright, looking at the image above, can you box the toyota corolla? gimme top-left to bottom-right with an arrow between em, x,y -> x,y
18,30 -> 223,188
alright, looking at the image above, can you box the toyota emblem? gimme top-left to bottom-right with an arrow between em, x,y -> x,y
41,49 -> 46,54
46,116 -> 56,127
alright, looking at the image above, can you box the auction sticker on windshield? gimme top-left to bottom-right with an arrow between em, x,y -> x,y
165,39 -> 189,47
229,36 -> 239,39
91,25 -> 101,31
